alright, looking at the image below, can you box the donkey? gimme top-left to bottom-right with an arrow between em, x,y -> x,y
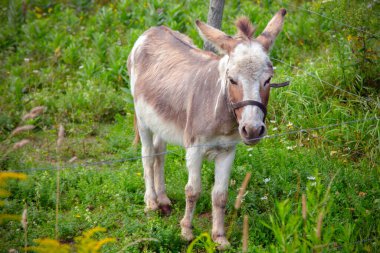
127,9 -> 287,249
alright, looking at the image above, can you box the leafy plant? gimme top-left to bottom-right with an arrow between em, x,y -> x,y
0,172 -> 27,223
186,232 -> 216,253
28,227 -> 115,253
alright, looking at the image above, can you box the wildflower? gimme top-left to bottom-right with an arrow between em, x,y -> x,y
330,150 -> 337,156
260,196 -> 268,200
270,120 -> 276,124
272,127 -> 278,131
307,176 -> 316,181
136,172 -> 141,177
286,122 -> 293,129
263,178 -> 270,184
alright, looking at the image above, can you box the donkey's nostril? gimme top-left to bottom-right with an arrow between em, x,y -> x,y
259,126 -> 265,136
241,126 -> 248,137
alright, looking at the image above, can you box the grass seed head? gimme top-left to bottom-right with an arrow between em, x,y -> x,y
11,125 -> 35,136
316,211 -> 324,240
302,194 -> 307,220
13,139 -> 31,150
21,208 -> 27,230
234,172 -> 252,210
22,106 -> 46,121
242,215 -> 249,252
68,156 -> 78,163
57,124 -> 65,148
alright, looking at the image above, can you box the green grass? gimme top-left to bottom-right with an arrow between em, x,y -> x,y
0,0 -> 379,252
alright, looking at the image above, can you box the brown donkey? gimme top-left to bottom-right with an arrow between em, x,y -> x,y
127,9 -> 287,249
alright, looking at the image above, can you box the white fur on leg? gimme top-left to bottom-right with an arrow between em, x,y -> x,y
180,147 -> 203,241
139,125 -> 159,212
153,135 -> 172,214
212,147 -> 236,249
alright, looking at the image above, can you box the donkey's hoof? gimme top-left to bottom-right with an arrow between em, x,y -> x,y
181,227 -> 194,241
213,236 -> 230,250
144,200 -> 159,213
159,204 -> 172,216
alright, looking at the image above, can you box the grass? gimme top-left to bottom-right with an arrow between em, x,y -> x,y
0,0 -> 379,252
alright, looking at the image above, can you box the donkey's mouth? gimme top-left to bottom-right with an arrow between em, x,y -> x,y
242,138 -> 261,146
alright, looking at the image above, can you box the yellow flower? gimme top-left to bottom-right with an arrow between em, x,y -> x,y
34,6 -> 43,13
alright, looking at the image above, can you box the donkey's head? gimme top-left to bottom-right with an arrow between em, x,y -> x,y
196,9 -> 287,145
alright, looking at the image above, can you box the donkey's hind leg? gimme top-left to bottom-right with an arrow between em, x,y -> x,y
138,124 -> 159,212
153,135 -> 172,215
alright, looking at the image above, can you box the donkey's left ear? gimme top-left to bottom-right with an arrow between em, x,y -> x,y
195,20 -> 238,54
256,8 -> 287,51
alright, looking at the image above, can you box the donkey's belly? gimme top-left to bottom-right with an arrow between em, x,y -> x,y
135,98 -> 184,145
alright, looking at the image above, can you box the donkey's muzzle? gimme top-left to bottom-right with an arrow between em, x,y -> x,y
240,123 -> 266,145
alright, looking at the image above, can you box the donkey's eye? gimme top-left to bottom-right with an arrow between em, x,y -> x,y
264,78 -> 271,87
229,77 -> 237,85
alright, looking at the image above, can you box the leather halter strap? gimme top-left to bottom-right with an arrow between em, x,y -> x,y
270,81 -> 290,88
230,100 -> 267,121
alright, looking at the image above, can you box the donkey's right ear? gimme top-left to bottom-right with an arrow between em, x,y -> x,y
195,20 -> 238,54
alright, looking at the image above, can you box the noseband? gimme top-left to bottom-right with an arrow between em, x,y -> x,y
230,100 -> 267,121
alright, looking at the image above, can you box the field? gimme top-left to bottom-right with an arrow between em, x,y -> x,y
0,0 -> 379,252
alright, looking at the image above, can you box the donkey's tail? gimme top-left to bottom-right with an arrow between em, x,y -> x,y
133,114 -> 140,145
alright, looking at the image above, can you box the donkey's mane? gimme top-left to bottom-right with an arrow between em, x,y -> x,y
235,17 -> 255,39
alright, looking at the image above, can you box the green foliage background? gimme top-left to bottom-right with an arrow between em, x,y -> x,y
0,0 -> 379,252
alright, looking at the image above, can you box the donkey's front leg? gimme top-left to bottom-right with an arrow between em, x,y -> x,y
212,147 -> 236,249
180,147 -> 203,241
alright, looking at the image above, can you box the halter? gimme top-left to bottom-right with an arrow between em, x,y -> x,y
225,69 -> 289,122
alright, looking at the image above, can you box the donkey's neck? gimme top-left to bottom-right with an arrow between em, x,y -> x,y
185,55 -> 238,145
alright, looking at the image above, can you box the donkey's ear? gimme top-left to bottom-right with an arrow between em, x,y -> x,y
256,8 -> 287,51
195,20 -> 238,54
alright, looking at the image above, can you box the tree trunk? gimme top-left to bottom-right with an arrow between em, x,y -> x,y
204,0 -> 225,53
